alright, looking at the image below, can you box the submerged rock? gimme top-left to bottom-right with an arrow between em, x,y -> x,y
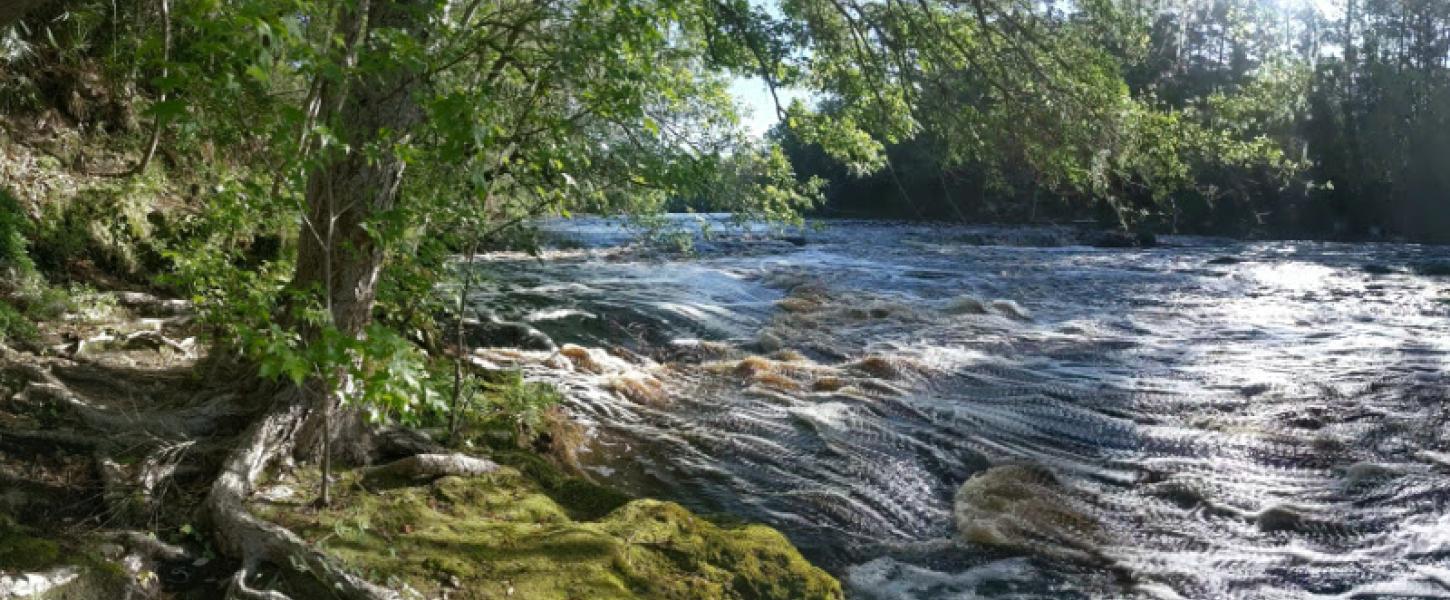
1339,461 -> 1405,489
558,343 -> 635,374
461,315 -> 556,351
848,355 -> 923,380
1412,260 -> 1450,276
605,372 -> 669,405
989,299 -> 1032,321
776,296 -> 822,313
757,331 -> 785,353
944,295 -> 989,315
1255,505 -> 1305,533
953,464 -> 1105,563
1089,230 -> 1156,248
667,339 -> 737,362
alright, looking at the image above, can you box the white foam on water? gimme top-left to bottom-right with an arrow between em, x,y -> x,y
845,556 -> 1041,600
1399,512 -> 1450,558
787,401 -> 855,432
1329,566 -> 1450,600
464,219 -> 1450,597
523,308 -> 596,322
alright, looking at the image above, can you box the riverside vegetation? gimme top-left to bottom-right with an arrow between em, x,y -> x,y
0,0 -> 1443,598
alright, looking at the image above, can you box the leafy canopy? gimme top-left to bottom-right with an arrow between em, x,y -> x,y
140,0 -> 1283,419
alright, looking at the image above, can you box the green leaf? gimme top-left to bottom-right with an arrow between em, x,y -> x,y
245,64 -> 270,85
147,99 -> 188,120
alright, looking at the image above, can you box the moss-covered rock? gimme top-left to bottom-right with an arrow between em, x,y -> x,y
0,516 -> 137,599
0,516 -> 62,572
258,465 -> 842,600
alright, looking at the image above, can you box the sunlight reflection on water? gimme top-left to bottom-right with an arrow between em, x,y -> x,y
466,218 -> 1450,599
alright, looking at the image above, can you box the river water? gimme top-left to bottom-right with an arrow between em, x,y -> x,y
465,216 -> 1450,599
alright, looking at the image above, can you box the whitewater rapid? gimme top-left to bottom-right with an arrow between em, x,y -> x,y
464,217 -> 1450,599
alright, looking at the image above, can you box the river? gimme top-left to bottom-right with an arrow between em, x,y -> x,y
464,216 -> 1450,599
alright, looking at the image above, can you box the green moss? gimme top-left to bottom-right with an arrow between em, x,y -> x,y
0,516 -> 62,572
489,450 -> 631,520
0,512 -> 134,598
259,466 -> 841,600
28,176 -> 175,279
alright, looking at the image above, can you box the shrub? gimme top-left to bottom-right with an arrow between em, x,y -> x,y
0,188 -> 34,277
0,300 -> 37,344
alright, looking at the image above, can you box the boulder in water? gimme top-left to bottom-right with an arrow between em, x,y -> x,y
1089,230 -> 1156,248
1254,505 -> 1305,533
953,463 -> 1104,562
1340,461 -> 1404,489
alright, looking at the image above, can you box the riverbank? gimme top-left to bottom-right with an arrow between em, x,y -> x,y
0,122 -> 843,599
0,319 -> 840,599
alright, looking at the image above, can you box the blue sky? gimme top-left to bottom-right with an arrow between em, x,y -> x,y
728,77 -> 810,138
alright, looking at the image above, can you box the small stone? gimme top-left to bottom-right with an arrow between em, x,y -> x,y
255,485 -> 295,502
97,542 -> 126,560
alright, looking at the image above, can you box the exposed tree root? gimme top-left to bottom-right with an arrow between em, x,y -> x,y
6,356 -> 245,440
2,342 -> 461,600
97,439 -> 198,525
115,291 -> 194,317
41,329 -> 198,360
205,392 -> 400,600
372,425 -> 445,459
360,453 -> 498,486
104,529 -> 192,562
0,426 -> 99,451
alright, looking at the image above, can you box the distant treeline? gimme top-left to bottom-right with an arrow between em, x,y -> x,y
774,0 -> 1450,242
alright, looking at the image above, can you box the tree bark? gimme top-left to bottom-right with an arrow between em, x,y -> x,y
288,0 -> 428,466
132,0 -> 171,176
293,0 -> 427,337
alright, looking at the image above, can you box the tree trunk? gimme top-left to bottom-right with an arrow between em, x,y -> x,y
294,0 -> 426,336
289,0 -> 428,465
204,3 -> 432,583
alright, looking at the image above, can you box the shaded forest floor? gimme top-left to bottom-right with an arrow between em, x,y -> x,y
0,275 -> 840,600
0,116 -> 842,598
